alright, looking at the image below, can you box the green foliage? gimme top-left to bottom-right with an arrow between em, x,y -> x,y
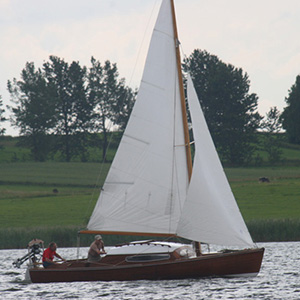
7,56 -> 135,162
0,95 -> 6,137
87,57 -> 135,161
281,75 -> 300,144
0,136 -> 30,162
262,106 -> 282,133
0,134 -> 120,163
7,63 -> 57,161
261,107 -> 283,164
247,219 -> 300,242
1,132 -> 299,167
110,84 -> 136,131
184,49 -> 262,165
262,135 -> 283,164
43,56 -> 91,162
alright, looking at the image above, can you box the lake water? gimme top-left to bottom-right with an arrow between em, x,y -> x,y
0,242 -> 299,299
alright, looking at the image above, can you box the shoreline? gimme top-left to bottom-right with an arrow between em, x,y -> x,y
1,219 -> 300,250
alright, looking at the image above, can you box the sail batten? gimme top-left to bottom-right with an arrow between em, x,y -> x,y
140,79 -> 166,91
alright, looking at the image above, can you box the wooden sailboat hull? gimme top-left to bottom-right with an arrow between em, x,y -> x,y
29,248 -> 264,283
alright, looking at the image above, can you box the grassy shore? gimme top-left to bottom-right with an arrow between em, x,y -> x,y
1,219 -> 300,250
0,162 -> 300,249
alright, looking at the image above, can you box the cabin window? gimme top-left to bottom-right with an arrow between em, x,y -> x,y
125,254 -> 170,263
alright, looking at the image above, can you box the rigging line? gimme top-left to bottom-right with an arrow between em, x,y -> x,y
101,1 -> 159,134
82,120 -> 116,228
81,120 -> 116,228
127,0 -> 160,86
179,43 -> 188,64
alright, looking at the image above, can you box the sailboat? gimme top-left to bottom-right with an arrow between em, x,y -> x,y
29,0 -> 264,283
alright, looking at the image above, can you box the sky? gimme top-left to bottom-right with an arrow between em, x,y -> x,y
1,0 -> 300,136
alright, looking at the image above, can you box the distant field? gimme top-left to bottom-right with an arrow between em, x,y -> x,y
0,162 -> 108,230
226,166 -> 300,181
0,162 -> 299,228
0,185 -> 96,228
225,167 -> 300,220
0,161 -> 109,187
232,178 -> 300,220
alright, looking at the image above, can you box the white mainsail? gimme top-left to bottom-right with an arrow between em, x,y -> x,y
88,0 -> 189,235
88,0 -> 254,248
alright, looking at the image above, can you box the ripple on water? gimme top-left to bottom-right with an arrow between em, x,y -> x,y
2,287 -> 22,292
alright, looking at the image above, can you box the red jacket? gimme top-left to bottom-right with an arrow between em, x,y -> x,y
42,247 -> 56,262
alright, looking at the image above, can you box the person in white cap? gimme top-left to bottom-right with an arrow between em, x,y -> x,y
88,235 -> 106,262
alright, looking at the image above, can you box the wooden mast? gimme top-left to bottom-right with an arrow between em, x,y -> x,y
170,0 -> 201,256
170,0 -> 193,181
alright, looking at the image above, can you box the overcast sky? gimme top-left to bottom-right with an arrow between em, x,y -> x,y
1,0 -> 300,136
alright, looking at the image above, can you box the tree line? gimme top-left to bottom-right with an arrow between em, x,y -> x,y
4,56 -> 136,162
0,50 -> 300,165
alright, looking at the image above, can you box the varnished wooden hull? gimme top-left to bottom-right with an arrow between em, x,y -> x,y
29,248 -> 264,283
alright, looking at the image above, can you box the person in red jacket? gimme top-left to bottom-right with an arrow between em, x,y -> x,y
42,242 -> 65,268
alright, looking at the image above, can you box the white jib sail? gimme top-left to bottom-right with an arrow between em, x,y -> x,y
176,75 -> 254,248
88,0 -> 189,234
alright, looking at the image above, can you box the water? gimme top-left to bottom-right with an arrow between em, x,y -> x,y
0,242 -> 299,299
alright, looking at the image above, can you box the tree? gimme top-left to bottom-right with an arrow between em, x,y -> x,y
7,56 -> 135,162
110,84 -> 136,131
184,49 -> 261,165
67,61 -> 94,161
87,57 -> 135,161
44,56 -> 92,161
0,95 -> 6,136
281,75 -> 300,144
7,62 -> 57,161
261,106 -> 282,164
0,95 -> 6,150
